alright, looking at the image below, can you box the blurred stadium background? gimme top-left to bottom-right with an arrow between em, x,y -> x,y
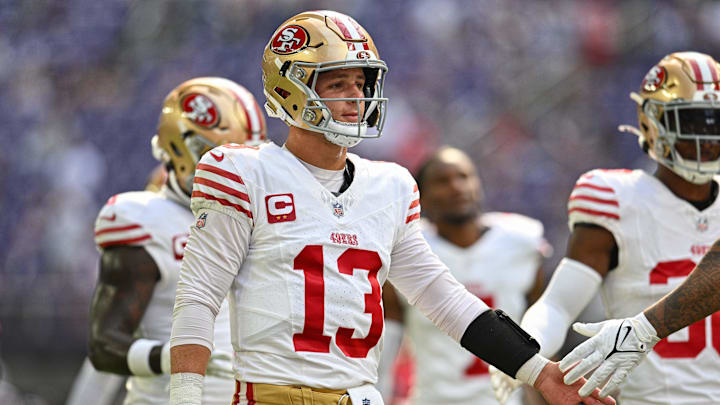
2,0 -> 720,403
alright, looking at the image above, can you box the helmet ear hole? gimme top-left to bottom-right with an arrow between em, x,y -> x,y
641,140 -> 650,154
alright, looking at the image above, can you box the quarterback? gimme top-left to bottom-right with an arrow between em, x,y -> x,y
169,10 -> 615,405
87,77 -> 266,404
493,52 -> 720,405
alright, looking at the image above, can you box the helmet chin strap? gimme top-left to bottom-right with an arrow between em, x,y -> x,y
320,115 -> 368,148
167,170 -> 191,207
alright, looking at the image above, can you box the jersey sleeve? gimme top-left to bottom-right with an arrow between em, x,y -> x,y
94,195 -> 152,249
567,170 -> 623,235
190,146 -> 255,224
395,168 -> 422,242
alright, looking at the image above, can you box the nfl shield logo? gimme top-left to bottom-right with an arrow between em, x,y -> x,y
332,202 -> 344,218
697,217 -> 709,232
196,212 -> 208,228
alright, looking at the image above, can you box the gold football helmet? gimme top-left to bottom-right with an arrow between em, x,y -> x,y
151,77 -> 266,195
262,10 -> 388,147
621,52 -> 720,184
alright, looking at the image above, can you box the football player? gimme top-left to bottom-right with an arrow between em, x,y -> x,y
87,77 -> 266,405
168,10 -> 615,405
377,147 -> 549,405
492,52 -> 720,405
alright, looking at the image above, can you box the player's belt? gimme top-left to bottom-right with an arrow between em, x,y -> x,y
234,381 -> 351,405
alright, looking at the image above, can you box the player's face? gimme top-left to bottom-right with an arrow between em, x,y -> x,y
674,140 -> 720,162
421,155 -> 482,225
315,68 -> 366,124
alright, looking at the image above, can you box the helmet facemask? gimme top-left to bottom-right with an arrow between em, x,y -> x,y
282,60 -> 388,148
644,98 -> 720,184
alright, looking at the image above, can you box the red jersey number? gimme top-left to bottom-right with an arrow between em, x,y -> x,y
650,259 -> 720,358
293,245 -> 383,358
464,295 -> 495,376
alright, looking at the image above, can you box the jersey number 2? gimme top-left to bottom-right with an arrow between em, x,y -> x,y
293,245 -> 383,358
650,259 -> 720,358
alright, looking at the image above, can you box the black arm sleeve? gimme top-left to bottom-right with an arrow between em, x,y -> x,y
460,309 -> 540,378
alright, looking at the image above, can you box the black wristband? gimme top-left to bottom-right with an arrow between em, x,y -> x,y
149,344 -> 164,374
459,309 -> 540,378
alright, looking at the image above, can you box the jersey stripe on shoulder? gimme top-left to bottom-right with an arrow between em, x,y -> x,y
406,182 -> 421,224
568,171 -> 620,221
94,223 -> 152,248
192,162 -> 253,220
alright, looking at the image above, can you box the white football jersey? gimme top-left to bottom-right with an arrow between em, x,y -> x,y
94,187 -> 234,405
568,169 -> 720,405
189,143 -> 423,390
405,214 -> 546,405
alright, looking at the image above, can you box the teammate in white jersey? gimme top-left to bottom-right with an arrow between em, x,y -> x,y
169,10 -> 615,405
492,52 -> 720,405
86,77 -> 266,405
377,147 -> 549,405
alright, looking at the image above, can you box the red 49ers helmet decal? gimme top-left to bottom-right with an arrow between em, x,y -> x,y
271,25 -> 309,55
642,65 -> 667,92
181,93 -> 220,128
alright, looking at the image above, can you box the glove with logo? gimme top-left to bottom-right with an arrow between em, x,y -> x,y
558,313 -> 660,397
489,365 -> 523,405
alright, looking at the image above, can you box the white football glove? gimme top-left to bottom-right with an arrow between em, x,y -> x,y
205,349 -> 235,379
160,343 -> 234,379
558,313 -> 660,397
489,365 -> 522,405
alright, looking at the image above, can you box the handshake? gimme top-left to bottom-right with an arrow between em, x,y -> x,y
490,313 -> 659,404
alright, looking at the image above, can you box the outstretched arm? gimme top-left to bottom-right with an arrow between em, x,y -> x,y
645,238 -> 720,338
560,238 -> 720,397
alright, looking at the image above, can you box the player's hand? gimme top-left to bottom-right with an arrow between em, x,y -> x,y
535,362 -> 616,405
489,365 -> 522,404
558,313 -> 660,397
206,349 -> 235,379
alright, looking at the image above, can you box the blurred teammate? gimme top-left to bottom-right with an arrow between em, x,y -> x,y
169,10 -> 614,405
492,52 -> 720,405
66,165 -> 170,405
378,147 -> 549,405
87,77 -> 266,405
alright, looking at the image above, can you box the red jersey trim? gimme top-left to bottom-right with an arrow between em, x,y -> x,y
192,191 -> 253,219
568,207 -> 620,220
569,195 -> 619,206
573,183 -> 615,193
408,199 -> 420,209
406,212 -> 421,224
98,234 -> 151,248
94,224 -> 142,236
196,163 -> 246,185
194,177 -> 251,203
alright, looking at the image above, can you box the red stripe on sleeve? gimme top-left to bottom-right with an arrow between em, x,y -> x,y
196,163 -> 245,185
408,199 -> 420,209
572,183 -> 615,193
568,207 -> 620,220
98,234 -> 151,248
94,224 -> 142,236
191,191 -> 253,219
194,177 -> 251,203
406,213 -> 421,224
569,195 -> 619,206
413,184 -> 418,192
